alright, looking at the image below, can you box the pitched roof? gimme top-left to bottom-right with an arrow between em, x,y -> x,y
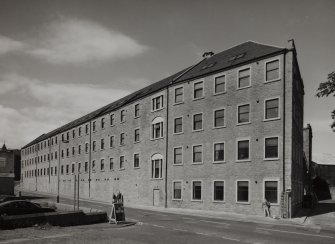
22,41 -> 286,149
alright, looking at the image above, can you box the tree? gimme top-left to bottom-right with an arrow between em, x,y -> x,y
316,71 -> 335,131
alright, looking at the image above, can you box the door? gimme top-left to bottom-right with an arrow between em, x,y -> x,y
153,189 -> 160,206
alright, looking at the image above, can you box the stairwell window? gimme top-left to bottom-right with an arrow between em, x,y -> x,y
174,117 -> 183,134
265,59 -> 280,82
85,162 -> 88,173
134,129 -> 140,142
173,147 -> 183,165
152,95 -> 164,111
214,74 -> 226,94
174,87 -> 184,104
151,154 -> 163,179
152,117 -> 164,139
237,104 -> 250,124
238,67 -> 251,89
193,81 -> 204,99
134,153 -> 140,168
264,98 -> 280,121
265,137 -> 279,159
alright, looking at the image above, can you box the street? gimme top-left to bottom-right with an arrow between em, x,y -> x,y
0,192 -> 334,244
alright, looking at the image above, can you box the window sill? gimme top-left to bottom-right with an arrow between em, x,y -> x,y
236,201 -> 250,205
119,145 -> 125,147
237,122 -> 251,126
264,78 -> 281,84
100,170 -> 105,172
172,199 -> 182,201
134,116 -> 141,119
134,141 -> 141,144
236,160 -> 251,163
213,161 -> 226,164
150,137 -> 164,141
213,200 -> 225,203
192,129 -> 204,133
119,168 -> 125,171
191,200 -> 203,202
120,121 -> 126,124
173,132 -> 184,135
192,162 -> 203,165
151,178 -> 163,180
264,158 -> 279,161
151,107 -> 164,113
100,149 -> 105,151
133,167 -> 140,169
193,97 -> 204,101
237,85 -> 251,91
173,163 -> 183,166
213,126 -> 226,129
263,117 -> 280,122
110,125 -> 115,127
173,102 -> 184,106
213,91 -> 226,96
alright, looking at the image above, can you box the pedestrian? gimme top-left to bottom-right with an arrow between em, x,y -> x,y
262,198 -> 271,217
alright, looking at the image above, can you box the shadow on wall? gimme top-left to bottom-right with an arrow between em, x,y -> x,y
313,176 -> 331,201
309,200 -> 335,216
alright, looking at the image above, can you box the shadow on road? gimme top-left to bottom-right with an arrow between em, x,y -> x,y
309,200 -> 335,217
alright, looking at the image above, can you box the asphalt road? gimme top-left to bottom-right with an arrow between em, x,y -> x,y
2,192 -> 335,244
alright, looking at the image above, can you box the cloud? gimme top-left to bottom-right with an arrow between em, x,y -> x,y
0,74 -> 130,148
0,35 -> 25,55
27,18 -> 148,64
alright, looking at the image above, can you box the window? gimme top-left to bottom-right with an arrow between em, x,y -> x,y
134,154 -> 139,168
119,156 -> 124,169
85,124 -> 89,134
85,143 -> 89,153
152,95 -> 164,111
92,160 -> 96,172
237,181 -> 249,203
72,147 -> 75,156
152,117 -> 164,139
61,150 -> 64,158
174,117 -> 183,134
101,138 -> 105,150
151,154 -> 163,179
110,136 -> 114,148
238,104 -> 250,124
173,181 -> 182,200
265,98 -> 279,120
61,165 -> 64,175
193,81 -> 204,99
66,132 -> 69,141
134,129 -> 140,142
109,158 -> 114,171
110,114 -> 115,126
193,145 -> 203,164
71,163 -> 75,174
55,151 -> 58,159
100,159 -> 105,171
55,137 -> 58,144
85,162 -> 88,173
72,129 -> 75,138
193,113 -> 203,131
135,104 -> 140,118
66,148 -> 69,157
264,180 -> 278,204
78,163 -> 81,174
92,121 -> 96,132
265,137 -> 279,159
214,74 -> 226,94
55,166 -> 57,175
192,181 -> 202,200
101,117 -> 105,129
237,139 -> 250,161
78,127 -> 82,137
173,147 -> 183,165
214,109 -> 225,128
92,141 -> 96,151
214,181 -> 224,201
174,87 -> 183,104
78,145 -> 81,155
66,165 -> 69,174
214,143 -> 225,162
120,133 -> 125,146
238,68 -> 251,88
120,110 -> 126,123
266,59 -> 279,82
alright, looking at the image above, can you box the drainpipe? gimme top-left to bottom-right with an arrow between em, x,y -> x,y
88,120 -> 92,198
283,50 -> 286,193
165,87 -> 169,208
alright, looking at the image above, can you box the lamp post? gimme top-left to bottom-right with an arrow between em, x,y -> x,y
57,138 -> 69,203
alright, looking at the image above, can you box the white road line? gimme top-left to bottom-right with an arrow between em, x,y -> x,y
195,232 -> 210,236
256,228 -> 334,239
151,224 -> 165,228
182,217 -> 195,220
221,236 -> 240,242
173,228 -> 189,232
200,220 -> 230,226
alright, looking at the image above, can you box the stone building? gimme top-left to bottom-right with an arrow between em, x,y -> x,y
21,41 -> 305,217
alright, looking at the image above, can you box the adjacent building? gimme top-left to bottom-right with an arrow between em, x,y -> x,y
21,41 -> 305,217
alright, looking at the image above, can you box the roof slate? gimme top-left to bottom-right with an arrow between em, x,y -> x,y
22,41 -> 286,149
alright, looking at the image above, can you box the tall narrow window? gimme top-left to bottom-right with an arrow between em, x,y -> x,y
92,141 -> 96,151
119,156 -> 124,169
214,143 -> 225,162
66,164 -> 69,174
214,181 -> 224,201
265,137 -> 279,159
214,109 -> 225,127
85,124 -> 89,134
237,181 -> 249,203
266,59 -> 279,82
151,154 -> 163,179
134,129 -> 140,142
174,117 -> 183,134
120,133 -> 125,146
101,117 -> 105,129
78,127 -> 82,137
238,68 -> 251,88
192,181 -> 202,200
85,162 -> 88,173
85,143 -> 89,153
237,140 -> 250,161
174,87 -> 183,104
110,114 -> 115,126
72,129 -> 75,138
101,138 -> 105,150
135,104 -> 140,118
109,158 -> 114,171
92,121 -> 96,132
193,113 -> 203,131
214,75 -> 226,94
78,145 -> 81,155
134,154 -> 139,168
193,145 -> 203,164
173,181 -> 182,200
72,147 -> 75,156
152,117 -> 164,139
265,98 -> 279,120
100,159 -> 105,171
120,110 -> 126,123
173,147 -> 183,165
238,104 -> 250,124
152,95 -> 164,111
92,160 -> 96,172
264,181 -> 278,204
110,136 -> 114,147
78,163 -> 81,174
193,81 -> 204,99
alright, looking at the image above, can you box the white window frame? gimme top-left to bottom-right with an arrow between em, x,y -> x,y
192,112 -> 203,132
119,155 -> 125,170
120,133 -> 125,146
133,153 -> 140,169
92,121 -> 97,132
264,97 -> 280,121
213,108 -> 226,128
134,103 -> 140,118
101,117 -> 105,130
236,138 -> 251,162
237,66 -> 251,90
213,73 -> 226,95
264,136 -> 280,160
264,58 -> 281,83
100,158 -> 105,172
151,94 -> 164,112
110,113 -> 115,127
172,180 -> 183,200
173,116 -> 183,135
109,158 -> 114,171
193,80 -> 204,100
191,180 -> 203,201
134,127 -> 140,143
120,109 -> 126,123
173,146 -> 183,166
174,86 -> 184,104
236,179 -> 250,204
109,135 -> 114,148
192,144 -> 203,164
151,117 -> 164,140
237,103 -> 251,125
263,178 -> 280,205
213,141 -> 225,163
151,154 -> 163,179
212,180 -> 225,202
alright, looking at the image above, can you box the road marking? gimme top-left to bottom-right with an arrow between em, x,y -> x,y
182,217 -> 195,220
256,228 -> 334,239
151,224 -> 165,228
127,217 -> 139,222
200,220 -> 230,226
173,228 -> 188,232
0,239 -> 30,244
195,232 -> 210,236
221,236 -> 240,242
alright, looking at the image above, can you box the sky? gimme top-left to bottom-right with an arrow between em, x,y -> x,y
0,0 -> 334,163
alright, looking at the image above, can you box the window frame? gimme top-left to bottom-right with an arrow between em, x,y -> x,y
213,73 -> 226,95
109,158 -> 114,171
173,116 -> 183,134
151,154 -> 163,179
213,108 -> 226,128
110,113 -> 115,127
213,141 -> 225,163
174,86 -> 184,104
193,80 -> 204,100
109,135 -> 114,148
134,103 -> 140,118
100,158 -> 105,172
236,138 -> 251,162
236,179 -> 250,204
134,128 -> 140,143
120,109 -> 126,123
263,178 -> 280,205
264,58 -> 280,83
151,94 -> 164,112
237,103 -> 251,125
133,153 -> 140,169
264,136 -> 280,160
192,113 -> 203,132
192,144 -> 203,164
213,180 -> 225,202
264,97 -> 280,121
151,117 -> 164,140
191,180 -> 203,201
119,156 -> 125,170
237,66 -> 251,90
172,180 -> 183,201
173,146 -> 183,166
120,133 -> 125,146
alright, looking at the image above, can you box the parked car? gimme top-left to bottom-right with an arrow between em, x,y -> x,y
0,195 -> 22,204
0,200 -> 55,216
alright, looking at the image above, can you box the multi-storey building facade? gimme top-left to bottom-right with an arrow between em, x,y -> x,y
21,41 -> 305,217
